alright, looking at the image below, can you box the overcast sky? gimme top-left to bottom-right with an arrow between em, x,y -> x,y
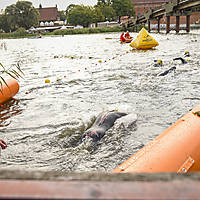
0,0 -> 97,10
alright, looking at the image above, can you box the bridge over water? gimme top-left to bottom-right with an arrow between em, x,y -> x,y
123,0 -> 200,33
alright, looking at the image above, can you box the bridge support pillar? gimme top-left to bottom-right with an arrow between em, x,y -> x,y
157,18 -> 161,33
135,25 -> 138,32
166,16 -> 170,34
176,16 -> 180,33
186,15 -> 190,33
148,20 -> 151,32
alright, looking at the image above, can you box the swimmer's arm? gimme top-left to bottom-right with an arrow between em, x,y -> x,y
0,139 -> 7,150
116,112 -> 127,118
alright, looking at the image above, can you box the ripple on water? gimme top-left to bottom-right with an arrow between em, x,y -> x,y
0,31 -> 199,171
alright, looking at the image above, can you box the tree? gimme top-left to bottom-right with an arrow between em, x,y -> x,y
99,5 -> 116,21
5,1 -> 39,31
0,15 -> 10,33
111,0 -> 135,22
94,7 -> 105,23
97,0 -> 112,6
4,4 -> 17,31
66,4 -> 77,16
58,11 -> 66,21
68,5 -> 96,27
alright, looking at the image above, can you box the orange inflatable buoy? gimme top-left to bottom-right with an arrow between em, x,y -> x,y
113,104 -> 200,173
0,79 -> 19,104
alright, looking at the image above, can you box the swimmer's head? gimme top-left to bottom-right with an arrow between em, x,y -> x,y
184,51 -> 190,56
157,59 -> 163,65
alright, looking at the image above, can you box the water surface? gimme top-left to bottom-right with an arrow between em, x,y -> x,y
0,30 -> 199,171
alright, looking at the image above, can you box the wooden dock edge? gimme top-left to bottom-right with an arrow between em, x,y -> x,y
1,170 -> 200,199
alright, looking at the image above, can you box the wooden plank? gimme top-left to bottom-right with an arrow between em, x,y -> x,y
1,180 -> 200,199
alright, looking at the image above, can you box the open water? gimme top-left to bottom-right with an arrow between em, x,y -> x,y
0,30 -> 199,172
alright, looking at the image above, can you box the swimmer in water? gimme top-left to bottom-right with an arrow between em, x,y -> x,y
184,51 -> 190,57
154,59 -> 163,67
173,57 -> 187,64
77,110 -> 127,145
158,66 -> 176,76
158,55 -> 189,77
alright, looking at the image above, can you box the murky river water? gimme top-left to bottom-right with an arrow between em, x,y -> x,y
0,30 -> 199,172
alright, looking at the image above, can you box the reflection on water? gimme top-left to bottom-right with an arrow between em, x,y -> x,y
0,98 -> 23,127
0,31 -> 199,171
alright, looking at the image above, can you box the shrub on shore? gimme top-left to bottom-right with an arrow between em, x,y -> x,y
0,26 -> 124,39
52,26 -> 124,35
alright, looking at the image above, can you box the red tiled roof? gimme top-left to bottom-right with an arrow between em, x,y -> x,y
38,7 -> 58,22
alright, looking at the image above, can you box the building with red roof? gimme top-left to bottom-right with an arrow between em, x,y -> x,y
37,4 -> 60,26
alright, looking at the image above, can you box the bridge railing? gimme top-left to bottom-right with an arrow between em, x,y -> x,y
123,0 -> 198,27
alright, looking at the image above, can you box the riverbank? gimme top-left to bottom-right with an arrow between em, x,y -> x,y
0,26 -> 124,39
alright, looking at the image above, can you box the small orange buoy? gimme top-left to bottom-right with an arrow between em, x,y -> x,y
98,60 -> 102,63
0,79 -> 19,104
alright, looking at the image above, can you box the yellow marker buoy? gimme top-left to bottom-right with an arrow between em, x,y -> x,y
45,79 -> 50,83
130,27 -> 159,50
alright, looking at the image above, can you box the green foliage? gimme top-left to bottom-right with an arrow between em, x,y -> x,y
53,26 -> 123,35
15,27 -> 27,36
111,0 -> 135,21
0,62 -> 24,92
66,4 -> 77,16
0,26 -> 123,39
97,0 -> 112,6
5,1 -> 39,32
99,5 -> 116,21
58,10 -> 67,21
68,5 -> 97,27
95,0 -> 135,22
94,7 -> 105,23
0,15 -> 10,33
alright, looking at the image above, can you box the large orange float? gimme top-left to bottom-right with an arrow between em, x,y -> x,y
113,104 -> 200,173
0,78 -> 19,104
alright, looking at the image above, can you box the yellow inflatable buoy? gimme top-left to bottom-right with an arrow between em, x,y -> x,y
45,79 -> 50,83
130,28 -> 159,50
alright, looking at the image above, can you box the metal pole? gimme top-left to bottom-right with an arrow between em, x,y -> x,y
176,16 -> 180,33
186,15 -> 190,33
148,20 -> 151,32
157,18 -> 160,33
166,16 -> 170,34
